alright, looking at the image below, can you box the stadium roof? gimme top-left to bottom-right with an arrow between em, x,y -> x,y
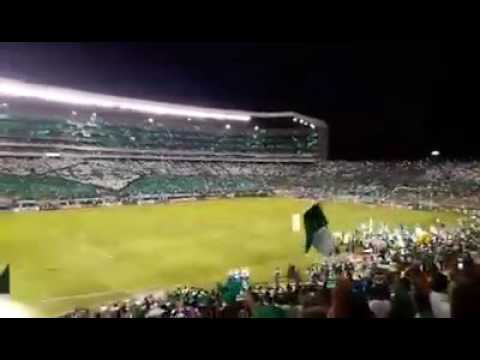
0,77 -> 326,127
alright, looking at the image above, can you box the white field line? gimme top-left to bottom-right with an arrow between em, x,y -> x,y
41,289 -> 127,303
41,283 -> 169,304
41,247 -> 115,303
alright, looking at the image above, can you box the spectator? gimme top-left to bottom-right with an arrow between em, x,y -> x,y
246,291 -> 287,318
412,271 -> 433,318
328,277 -> 353,318
301,288 -> 331,318
368,285 -> 392,318
390,278 -> 416,319
429,272 -> 451,318
451,267 -> 480,318
351,291 -> 374,319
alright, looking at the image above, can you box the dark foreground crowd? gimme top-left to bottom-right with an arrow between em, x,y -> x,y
64,216 -> 480,319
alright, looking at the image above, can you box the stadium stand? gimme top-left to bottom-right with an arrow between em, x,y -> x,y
2,77 -> 480,318
0,111 -> 323,156
1,156 -> 480,210
0,174 -> 98,200
0,78 -> 330,206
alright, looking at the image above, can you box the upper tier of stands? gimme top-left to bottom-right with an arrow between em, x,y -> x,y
0,114 -> 320,156
0,76 -> 329,161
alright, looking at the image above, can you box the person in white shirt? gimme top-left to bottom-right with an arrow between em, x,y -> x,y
368,284 -> 392,318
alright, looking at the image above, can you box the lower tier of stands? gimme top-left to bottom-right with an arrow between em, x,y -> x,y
1,157 -> 480,210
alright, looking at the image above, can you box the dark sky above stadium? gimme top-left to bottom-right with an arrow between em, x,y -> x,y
0,41 -> 460,160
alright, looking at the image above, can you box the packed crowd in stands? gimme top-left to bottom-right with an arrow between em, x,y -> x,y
63,215 -> 480,318
0,114 -> 321,155
1,158 -> 480,209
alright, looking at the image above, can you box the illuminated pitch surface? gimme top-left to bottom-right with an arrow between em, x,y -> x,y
0,198 -> 459,316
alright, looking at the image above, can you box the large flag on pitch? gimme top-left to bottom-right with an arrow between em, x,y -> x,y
304,203 -> 334,255
0,265 -> 9,295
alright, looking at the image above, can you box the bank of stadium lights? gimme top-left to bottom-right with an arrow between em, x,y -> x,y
293,117 -> 313,126
0,78 -> 251,122
431,150 -> 440,157
310,124 -> 316,130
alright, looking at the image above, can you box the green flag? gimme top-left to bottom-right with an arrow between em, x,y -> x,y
218,277 -> 243,305
0,265 -> 9,295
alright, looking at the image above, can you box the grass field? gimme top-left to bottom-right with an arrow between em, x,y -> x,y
0,197 -> 460,316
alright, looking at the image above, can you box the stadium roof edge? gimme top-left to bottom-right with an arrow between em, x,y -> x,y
0,77 -> 327,127
249,112 -> 327,128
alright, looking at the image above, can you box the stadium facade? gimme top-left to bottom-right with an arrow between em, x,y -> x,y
0,77 -> 328,162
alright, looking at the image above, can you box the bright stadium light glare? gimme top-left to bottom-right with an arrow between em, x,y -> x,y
431,150 -> 440,157
0,297 -> 37,318
292,118 -> 298,122
1,102 -> 8,107
299,119 -> 304,124
187,118 -> 192,121
254,125 -> 259,131
71,110 -> 77,116
148,118 -> 154,123
225,124 -> 231,130
0,78 -> 251,122
310,124 -> 316,129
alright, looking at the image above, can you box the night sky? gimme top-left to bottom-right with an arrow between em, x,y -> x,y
0,42 -> 459,160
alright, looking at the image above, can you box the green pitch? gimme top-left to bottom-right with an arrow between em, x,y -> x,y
0,197 -> 460,316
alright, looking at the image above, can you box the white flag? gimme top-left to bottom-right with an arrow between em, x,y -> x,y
312,228 -> 335,256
